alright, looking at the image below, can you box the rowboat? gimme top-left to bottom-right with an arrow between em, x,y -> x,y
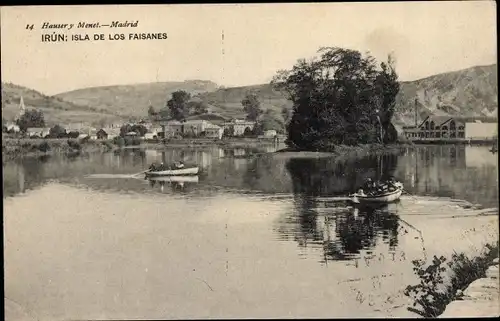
145,166 -> 199,177
351,182 -> 404,204
148,175 -> 199,183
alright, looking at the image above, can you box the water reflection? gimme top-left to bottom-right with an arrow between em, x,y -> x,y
286,153 -> 400,197
3,145 -> 498,208
147,176 -> 199,193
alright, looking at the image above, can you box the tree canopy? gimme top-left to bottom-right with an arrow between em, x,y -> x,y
272,47 -> 400,150
188,100 -> 209,115
242,93 -> 263,121
49,124 -> 67,138
167,90 -> 192,121
16,109 -> 45,132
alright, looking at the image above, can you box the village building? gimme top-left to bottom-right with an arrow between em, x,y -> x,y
403,116 -> 498,140
5,122 -> 20,133
102,128 -> 120,140
144,127 -> 163,140
263,130 -> 277,138
204,123 -> 224,139
160,119 -> 210,137
223,119 -> 256,136
26,127 -> 51,138
96,128 -> 108,140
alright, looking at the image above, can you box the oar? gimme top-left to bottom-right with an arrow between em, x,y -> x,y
130,169 -> 150,177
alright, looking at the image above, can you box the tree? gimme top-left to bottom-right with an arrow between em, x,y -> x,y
167,90 -> 191,121
97,118 -> 107,129
131,124 -> 148,137
147,105 -> 159,121
188,100 -> 209,115
242,93 -> 263,121
223,126 -> 235,137
260,111 -> 285,132
272,47 -> 400,150
49,124 -> 67,138
120,124 -> 133,137
158,107 -> 170,120
67,131 -> 80,139
148,105 -> 157,117
251,122 -> 264,136
281,106 -> 291,123
16,109 -> 45,132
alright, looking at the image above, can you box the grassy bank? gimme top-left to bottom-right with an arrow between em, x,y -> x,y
404,241 -> 499,318
2,138 -> 116,160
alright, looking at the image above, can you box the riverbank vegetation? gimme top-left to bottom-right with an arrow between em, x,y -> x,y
2,138 -> 115,160
404,241 -> 499,318
272,47 -> 401,152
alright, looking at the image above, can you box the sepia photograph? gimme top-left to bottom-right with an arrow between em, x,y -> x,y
1,2 -> 498,320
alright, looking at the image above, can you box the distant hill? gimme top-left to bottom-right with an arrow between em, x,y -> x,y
395,64 -> 497,125
55,80 -> 220,117
5,64 -> 497,128
1,82 -> 127,126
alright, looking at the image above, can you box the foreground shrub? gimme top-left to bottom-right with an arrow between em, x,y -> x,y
404,242 -> 499,318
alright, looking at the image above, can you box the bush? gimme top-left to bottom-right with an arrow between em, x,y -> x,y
67,139 -> 82,151
67,131 -> 79,139
101,140 -> 114,150
113,136 -> 125,147
404,242 -> 499,318
37,141 -> 51,152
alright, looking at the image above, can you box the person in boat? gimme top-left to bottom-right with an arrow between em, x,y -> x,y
149,162 -> 162,172
174,161 -> 185,169
363,178 -> 377,194
386,177 -> 398,191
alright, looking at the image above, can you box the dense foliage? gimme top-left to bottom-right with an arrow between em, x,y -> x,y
16,109 -> 45,132
242,93 -> 263,121
119,124 -> 148,137
167,90 -> 192,121
48,124 -> 67,138
188,100 -> 209,115
272,47 -> 400,150
405,242 -> 498,318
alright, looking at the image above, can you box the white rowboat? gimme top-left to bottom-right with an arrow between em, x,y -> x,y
351,182 -> 404,204
148,176 -> 199,183
145,166 -> 199,177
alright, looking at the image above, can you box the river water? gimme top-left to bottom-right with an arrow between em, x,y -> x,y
3,144 -> 499,319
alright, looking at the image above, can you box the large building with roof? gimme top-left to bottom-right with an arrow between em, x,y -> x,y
403,115 -> 497,140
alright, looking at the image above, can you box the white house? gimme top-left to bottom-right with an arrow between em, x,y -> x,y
223,119 -> 255,136
6,123 -> 20,133
105,128 -> 121,140
144,127 -> 163,140
26,127 -> 51,138
263,130 -> 277,138
161,120 -> 211,137
204,123 -> 223,139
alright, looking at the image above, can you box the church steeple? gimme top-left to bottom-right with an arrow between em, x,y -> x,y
16,96 -> 26,120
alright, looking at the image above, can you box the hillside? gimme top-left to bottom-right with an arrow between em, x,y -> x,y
9,64 -> 497,128
1,82 -> 127,126
55,80 -> 220,117
395,64 -> 498,125
196,64 -> 498,125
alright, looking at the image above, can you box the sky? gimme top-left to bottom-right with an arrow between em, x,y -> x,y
1,2 -> 497,95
